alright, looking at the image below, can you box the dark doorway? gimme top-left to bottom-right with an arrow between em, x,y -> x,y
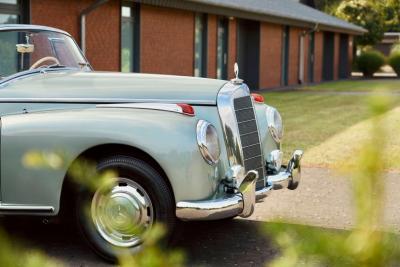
308,32 -> 315,83
339,34 -> 349,79
237,19 -> 260,89
281,26 -> 290,86
322,32 -> 335,81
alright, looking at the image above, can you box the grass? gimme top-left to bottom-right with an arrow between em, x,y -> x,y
302,79 -> 400,92
261,80 -> 400,170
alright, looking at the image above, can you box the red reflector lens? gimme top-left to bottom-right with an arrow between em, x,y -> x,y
251,93 -> 265,103
177,104 -> 195,116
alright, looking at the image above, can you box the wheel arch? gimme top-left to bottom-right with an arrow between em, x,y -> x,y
59,143 -> 175,216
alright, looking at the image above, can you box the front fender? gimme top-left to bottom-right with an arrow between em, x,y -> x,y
1,107 -> 217,213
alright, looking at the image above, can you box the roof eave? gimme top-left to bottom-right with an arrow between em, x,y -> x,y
137,0 -> 366,35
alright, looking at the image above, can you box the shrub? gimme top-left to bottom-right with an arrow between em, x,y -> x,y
356,50 -> 385,78
388,52 -> 400,76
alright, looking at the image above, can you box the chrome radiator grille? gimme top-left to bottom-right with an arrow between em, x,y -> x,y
233,96 -> 265,189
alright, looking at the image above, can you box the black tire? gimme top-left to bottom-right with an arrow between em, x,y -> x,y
75,155 -> 175,262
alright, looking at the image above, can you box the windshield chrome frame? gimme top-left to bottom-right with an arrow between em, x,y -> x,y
0,24 -> 92,83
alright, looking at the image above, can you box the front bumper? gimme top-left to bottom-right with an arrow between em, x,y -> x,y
176,150 -> 303,221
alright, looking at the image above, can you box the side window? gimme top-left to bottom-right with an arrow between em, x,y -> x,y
121,1 -> 140,73
0,31 -> 18,77
0,0 -> 29,24
217,17 -> 228,80
194,13 -> 207,78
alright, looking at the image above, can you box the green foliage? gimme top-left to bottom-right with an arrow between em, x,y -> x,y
310,1 -> 400,46
0,228 -> 61,267
388,52 -> 400,76
382,0 -> 400,32
355,50 -> 385,77
313,0 -> 343,13
335,0 -> 385,46
266,94 -> 400,267
23,151 -> 186,267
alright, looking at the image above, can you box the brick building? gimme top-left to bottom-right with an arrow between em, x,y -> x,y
0,0 -> 365,89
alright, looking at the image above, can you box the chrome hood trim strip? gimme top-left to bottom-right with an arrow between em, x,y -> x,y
0,98 -> 215,106
97,103 -> 192,115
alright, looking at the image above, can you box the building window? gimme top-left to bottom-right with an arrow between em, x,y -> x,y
217,17 -> 228,80
0,0 -> 27,24
194,13 -> 207,77
121,1 -> 140,73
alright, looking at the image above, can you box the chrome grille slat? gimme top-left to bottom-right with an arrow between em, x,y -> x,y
244,154 -> 263,161
233,96 -> 265,189
240,130 -> 259,137
242,143 -> 261,149
238,118 -> 256,124
235,107 -> 254,112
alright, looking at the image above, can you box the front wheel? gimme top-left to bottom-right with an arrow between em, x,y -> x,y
75,156 -> 175,262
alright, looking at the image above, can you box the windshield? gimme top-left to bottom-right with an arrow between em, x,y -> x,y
0,30 -> 90,79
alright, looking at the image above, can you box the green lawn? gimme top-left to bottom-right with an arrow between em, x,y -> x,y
302,79 -> 400,92
261,81 -> 400,170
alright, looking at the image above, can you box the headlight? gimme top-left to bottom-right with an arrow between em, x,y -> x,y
196,120 -> 220,165
266,107 -> 284,143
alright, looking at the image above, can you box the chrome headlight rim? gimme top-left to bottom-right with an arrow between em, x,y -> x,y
266,107 -> 284,143
196,120 -> 221,165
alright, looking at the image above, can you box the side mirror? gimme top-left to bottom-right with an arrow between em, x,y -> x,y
16,44 -> 34,54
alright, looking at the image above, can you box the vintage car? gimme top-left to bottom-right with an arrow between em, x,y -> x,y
0,24 -> 303,261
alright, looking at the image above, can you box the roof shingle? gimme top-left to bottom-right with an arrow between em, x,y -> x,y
189,0 -> 366,34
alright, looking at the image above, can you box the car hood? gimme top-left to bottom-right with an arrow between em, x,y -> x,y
0,70 -> 228,105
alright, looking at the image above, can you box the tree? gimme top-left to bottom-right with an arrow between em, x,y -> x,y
313,0 -> 342,13
382,0 -> 400,32
335,0 -> 385,46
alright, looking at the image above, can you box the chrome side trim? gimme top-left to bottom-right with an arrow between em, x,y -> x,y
0,24 -> 70,36
0,204 -> 54,212
0,98 -> 216,105
97,103 -> 185,114
217,82 -> 250,167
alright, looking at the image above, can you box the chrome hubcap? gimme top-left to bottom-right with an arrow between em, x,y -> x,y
91,178 -> 154,247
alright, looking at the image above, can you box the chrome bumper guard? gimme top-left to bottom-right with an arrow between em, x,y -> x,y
176,150 -> 303,221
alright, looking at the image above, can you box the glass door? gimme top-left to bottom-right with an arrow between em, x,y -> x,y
217,17 -> 228,80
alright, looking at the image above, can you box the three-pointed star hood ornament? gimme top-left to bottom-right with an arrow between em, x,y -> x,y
230,62 -> 243,84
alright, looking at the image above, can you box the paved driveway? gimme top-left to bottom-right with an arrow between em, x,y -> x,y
2,168 -> 399,266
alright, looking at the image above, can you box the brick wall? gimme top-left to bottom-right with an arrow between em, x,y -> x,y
227,18 -> 237,80
30,0 -> 120,71
207,15 -> 217,78
288,27 -> 300,86
30,1 -> 356,85
334,33 -> 340,80
314,31 -> 324,83
259,22 -> 282,89
140,4 -> 194,76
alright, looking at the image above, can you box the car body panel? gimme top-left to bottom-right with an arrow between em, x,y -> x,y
1,107 -> 221,213
0,71 -> 227,105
